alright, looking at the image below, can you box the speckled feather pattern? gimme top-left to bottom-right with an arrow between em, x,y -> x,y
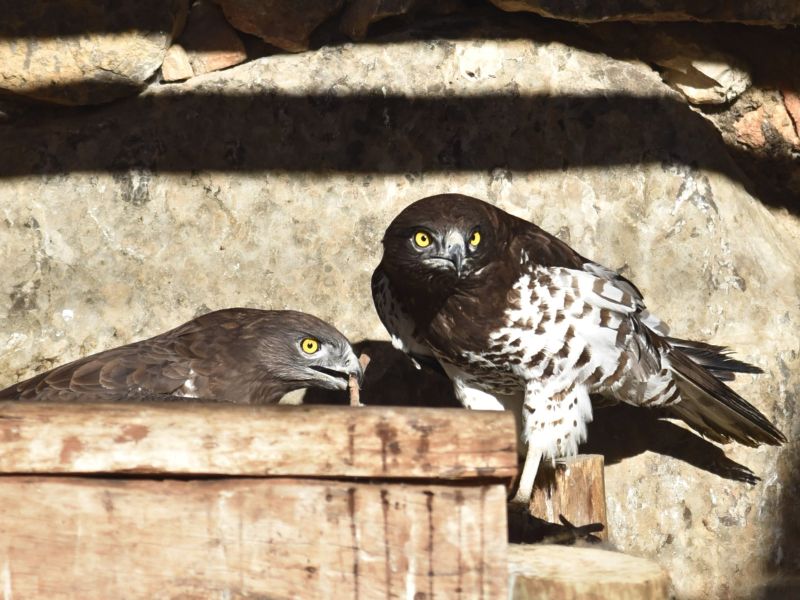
430,262 -> 678,459
373,194 -> 785,464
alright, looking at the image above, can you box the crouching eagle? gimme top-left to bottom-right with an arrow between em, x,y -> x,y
372,194 -> 785,507
0,308 -> 363,404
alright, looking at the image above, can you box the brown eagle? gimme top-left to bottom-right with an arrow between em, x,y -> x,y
372,194 -> 785,507
0,308 -> 363,404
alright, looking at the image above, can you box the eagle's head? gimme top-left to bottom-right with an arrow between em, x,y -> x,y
253,310 -> 363,394
380,194 -> 505,293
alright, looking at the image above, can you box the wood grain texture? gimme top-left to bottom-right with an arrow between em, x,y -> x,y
530,454 -> 608,540
0,477 -> 508,599
0,402 -> 517,480
509,544 -> 670,600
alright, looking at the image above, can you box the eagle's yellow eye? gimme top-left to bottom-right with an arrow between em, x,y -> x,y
301,338 -> 320,354
469,230 -> 481,247
414,231 -> 431,248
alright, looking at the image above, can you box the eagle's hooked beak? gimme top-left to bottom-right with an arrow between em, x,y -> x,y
342,348 -> 364,388
309,347 -> 364,390
444,231 -> 466,277
351,352 -> 365,387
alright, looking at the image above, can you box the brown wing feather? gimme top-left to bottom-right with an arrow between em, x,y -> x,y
1,343 -> 193,402
0,310 -> 257,403
1,308 -> 358,405
511,219 -> 589,271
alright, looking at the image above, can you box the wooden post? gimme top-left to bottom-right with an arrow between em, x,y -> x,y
509,544 -> 671,600
529,454 -> 608,540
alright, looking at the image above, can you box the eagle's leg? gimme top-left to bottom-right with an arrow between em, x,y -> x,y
509,445 -> 542,508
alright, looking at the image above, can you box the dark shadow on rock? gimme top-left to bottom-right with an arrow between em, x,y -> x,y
0,91 -> 724,174
0,87 -> 796,214
769,390 -> 800,595
583,403 -> 761,483
0,0 -> 186,39
1,10 -> 797,212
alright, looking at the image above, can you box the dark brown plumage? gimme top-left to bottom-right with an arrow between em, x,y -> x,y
373,193 -> 785,505
0,308 -> 363,404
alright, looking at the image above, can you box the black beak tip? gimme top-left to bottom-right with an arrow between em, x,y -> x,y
449,252 -> 464,277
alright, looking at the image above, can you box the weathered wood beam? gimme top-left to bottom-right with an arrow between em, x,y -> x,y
0,477 -> 509,599
0,402 -> 518,481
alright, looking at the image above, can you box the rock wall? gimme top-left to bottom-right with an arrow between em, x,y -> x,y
0,3 -> 798,598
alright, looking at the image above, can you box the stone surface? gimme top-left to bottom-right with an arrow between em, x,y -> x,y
0,0 -> 188,105
488,0 -> 800,25
782,90 -> 800,138
652,43 -> 750,105
0,31 -> 799,598
735,106 -> 768,149
217,0 -> 344,52
730,90 -> 800,151
768,98 -> 800,149
162,44 -> 195,82
178,0 -> 247,76
583,21 -> 800,208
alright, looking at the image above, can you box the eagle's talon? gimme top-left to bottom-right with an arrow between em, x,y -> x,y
557,514 -> 604,544
507,508 -> 604,545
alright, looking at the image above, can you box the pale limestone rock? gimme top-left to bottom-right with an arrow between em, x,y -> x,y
656,50 -> 751,105
0,0 -> 188,105
642,33 -> 751,105
162,44 -> 195,82
0,36 -> 798,598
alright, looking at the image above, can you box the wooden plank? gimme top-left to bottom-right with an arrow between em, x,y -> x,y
0,402 -> 517,480
529,454 -> 608,540
509,544 -> 670,600
0,477 -> 508,599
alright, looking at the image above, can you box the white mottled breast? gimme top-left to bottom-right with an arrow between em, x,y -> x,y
468,262 -> 670,459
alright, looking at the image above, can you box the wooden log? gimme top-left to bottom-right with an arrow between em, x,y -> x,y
0,477 -> 509,599
529,454 -> 608,540
509,544 -> 671,600
0,402 -> 517,481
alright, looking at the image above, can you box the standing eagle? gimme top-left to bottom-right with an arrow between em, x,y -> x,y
0,308 -> 363,404
372,194 -> 785,507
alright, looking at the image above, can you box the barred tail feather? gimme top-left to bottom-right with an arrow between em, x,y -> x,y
666,336 -> 762,381
665,348 -> 785,447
